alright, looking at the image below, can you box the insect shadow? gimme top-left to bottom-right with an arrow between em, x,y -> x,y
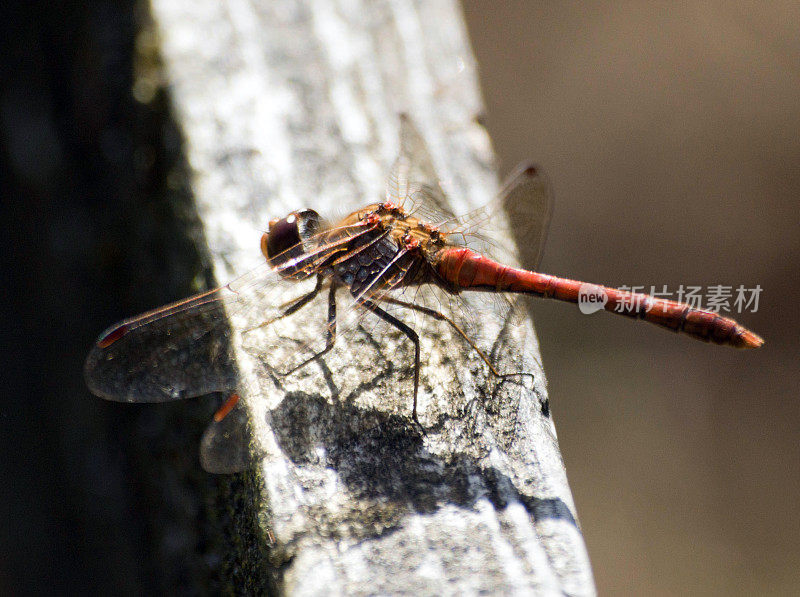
265,391 -> 577,540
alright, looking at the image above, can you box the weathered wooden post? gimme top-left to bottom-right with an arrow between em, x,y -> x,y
149,0 -> 594,593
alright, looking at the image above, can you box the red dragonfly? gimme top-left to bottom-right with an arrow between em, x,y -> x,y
85,116 -> 762,469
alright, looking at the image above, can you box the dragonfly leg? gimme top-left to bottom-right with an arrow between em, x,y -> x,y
277,276 -> 325,314
380,296 -> 537,399
284,283 -> 339,375
378,296 -> 502,377
243,276 -> 324,335
360,298 -> 422,430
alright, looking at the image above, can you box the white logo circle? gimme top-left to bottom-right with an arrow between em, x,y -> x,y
578,284 -> 608,314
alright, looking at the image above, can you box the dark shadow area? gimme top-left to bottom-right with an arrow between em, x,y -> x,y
0,2 -> 270,593
268,392 -> 577,538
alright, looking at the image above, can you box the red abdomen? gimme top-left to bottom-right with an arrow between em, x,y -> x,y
435,247 -> 763,349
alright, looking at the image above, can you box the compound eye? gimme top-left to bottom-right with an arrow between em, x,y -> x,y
294,208 -> 321,238
262,213 -> 302,266
261,209 -> 323,271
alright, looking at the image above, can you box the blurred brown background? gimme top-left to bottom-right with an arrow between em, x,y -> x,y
463,2 -> 799,595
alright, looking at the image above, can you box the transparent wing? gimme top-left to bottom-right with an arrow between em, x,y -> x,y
385,113 -> 456,221
436,163 -> 554,271
386,116 -> 553,271
84,262 -> 319,403
84,219 -> 382,404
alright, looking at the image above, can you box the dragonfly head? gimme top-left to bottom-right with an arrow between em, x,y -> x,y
262,209 -> 323,275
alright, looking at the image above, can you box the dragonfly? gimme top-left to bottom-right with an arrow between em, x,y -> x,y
85,115 -> 763,471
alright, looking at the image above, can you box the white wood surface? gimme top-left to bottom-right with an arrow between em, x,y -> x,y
149,0 -> 595,594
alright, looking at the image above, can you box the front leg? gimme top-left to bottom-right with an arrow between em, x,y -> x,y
242,276 -> 324,335
285,282 -> 339,374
